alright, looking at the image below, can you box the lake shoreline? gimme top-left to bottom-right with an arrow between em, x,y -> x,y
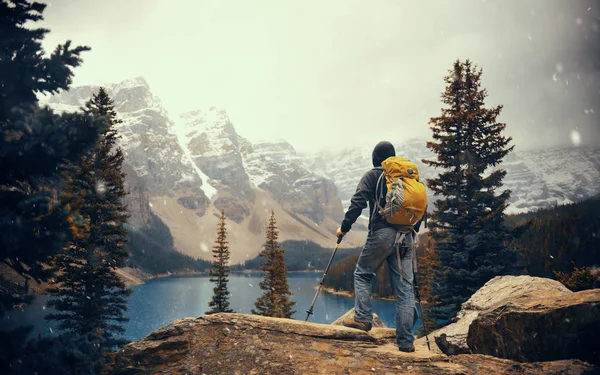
319,286 -> 396,302
119,268 -> 327,286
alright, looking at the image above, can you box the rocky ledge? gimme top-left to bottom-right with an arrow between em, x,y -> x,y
433,276 -> 600,365
104,313 -> 597,375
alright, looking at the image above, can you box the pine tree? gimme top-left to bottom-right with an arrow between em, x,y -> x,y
46,88 -> 132,354
0,0 -> 105,313
252,210 -> 295,318
422,59 -> 516,324
206,210 -> 234,314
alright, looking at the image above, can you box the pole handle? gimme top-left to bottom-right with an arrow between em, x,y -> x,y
336,235 -> 343,244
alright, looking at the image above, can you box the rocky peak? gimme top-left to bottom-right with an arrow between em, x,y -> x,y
174,107 -> 254,202
45,78 -> 207,218
46,79 -> 355,259
242,140 -> 343,223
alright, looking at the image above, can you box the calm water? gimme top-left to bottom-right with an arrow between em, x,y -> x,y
0,273 -> 422,341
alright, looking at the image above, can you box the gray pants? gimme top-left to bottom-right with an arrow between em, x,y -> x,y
353,227 -> 416,349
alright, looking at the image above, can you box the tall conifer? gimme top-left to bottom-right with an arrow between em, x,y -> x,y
206,210 -> 233,314
253,210 -> 295,318
0,0 -> 104,313
422,59 -> 516,323
46,88 -> 131,353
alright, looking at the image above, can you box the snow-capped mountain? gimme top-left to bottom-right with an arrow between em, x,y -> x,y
501,147 -> 600,214
46,77 -> 207,200
45,78 -> 362,263
305,139 -> 600,215
172,108 -> 343,224
45,77 -> 599,263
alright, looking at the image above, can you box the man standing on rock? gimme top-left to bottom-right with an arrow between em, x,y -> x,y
336,141 -> 423,353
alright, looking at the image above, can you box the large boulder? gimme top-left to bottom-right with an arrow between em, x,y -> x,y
434,275 -> 571,355
330,308 -> 387,328
468,288 -> 600,364
103,313 -> 596,375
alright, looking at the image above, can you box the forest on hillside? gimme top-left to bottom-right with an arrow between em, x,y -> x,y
127,212 -> 211,274
238,240 -> 362,271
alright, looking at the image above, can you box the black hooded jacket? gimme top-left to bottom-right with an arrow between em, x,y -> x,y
340,141 -> 422,234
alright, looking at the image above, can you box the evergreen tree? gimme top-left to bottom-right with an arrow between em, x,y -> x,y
46,88 -> 132,355
252,210 -> 295,318
206,210 -> 234,314
422,59 -> 516,323
0,0 -> 105,313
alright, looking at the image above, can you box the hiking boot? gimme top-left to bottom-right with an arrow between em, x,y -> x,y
340,316 -> 372,332
398,345 -> 415,353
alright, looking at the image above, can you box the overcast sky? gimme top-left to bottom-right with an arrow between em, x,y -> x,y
39,0 -> 599,153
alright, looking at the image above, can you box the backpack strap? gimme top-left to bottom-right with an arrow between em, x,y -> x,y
369,168 -> 385,235
375,171 -> 385,213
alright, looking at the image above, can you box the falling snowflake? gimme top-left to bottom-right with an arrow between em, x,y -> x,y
95,180 -> 107,195
249,283 -> 253,287
552,73 -> 558,81
576,18 -> 583,25
200,242 -> 209,252
42,305 -> 46,310
570,130 -> 581,146
49,327 -> 53,333
149,202 -> 153,207
556,63 -> 563,73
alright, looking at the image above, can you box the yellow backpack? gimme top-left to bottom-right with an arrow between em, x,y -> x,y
375,156 -> 427,226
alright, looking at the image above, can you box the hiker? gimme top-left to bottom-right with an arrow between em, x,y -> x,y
336,141 -> 425,353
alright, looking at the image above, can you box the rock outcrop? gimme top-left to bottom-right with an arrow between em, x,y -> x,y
104,313 -> 596,375
468,288 -> 600,364
433,275 -> 572,355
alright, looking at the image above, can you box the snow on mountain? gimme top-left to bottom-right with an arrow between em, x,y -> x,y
172,108 -> 343,224
44,76 -> 598,263
501,147 -> 600,214
305,139 -> 600,215
44,77 -> 209,205
241,140 -> 343,223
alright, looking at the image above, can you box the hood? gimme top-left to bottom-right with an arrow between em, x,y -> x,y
372,141 -> 396,167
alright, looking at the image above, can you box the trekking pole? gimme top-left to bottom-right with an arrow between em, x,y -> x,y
305,235 -> 343,321
413,274 -> 431,351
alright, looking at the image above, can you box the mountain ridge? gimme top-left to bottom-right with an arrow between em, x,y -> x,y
44,79 -> 366,264
44,77 -> 600,264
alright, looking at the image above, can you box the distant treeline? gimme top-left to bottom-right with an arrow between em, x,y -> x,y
506,195 -> 600,278
322,195 -> 600,298
127,212 -> 211,274
237,240 -> 362,271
